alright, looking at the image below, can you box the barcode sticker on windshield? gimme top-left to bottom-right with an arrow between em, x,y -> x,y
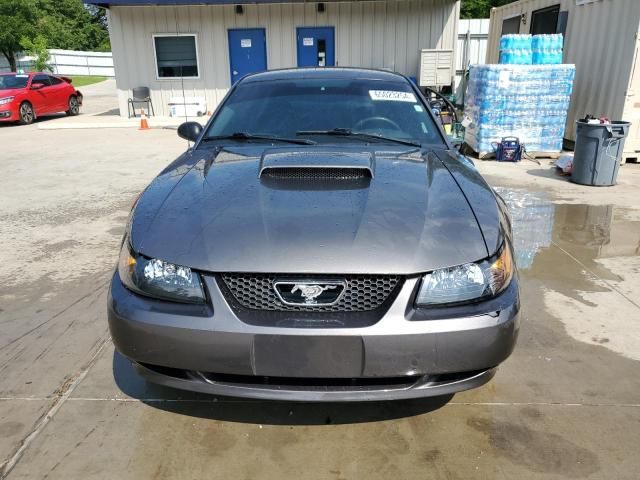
369,90 -> 417,102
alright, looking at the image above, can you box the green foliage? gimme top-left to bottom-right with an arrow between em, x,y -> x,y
461,0 -> 515,19
0,0 -> 110,71
34,0 -> 110,52
0,0 -> 38,71
21,35 -> 51,72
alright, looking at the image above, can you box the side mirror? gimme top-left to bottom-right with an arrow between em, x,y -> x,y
177,121 -> 203,142
30,83 -> 44,90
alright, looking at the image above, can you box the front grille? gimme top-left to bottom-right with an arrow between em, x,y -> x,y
220,273 -> 402,312
260,167 -> 370,180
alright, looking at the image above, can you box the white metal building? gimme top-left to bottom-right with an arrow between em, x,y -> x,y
486,0 -> 640,158
85,0 -> 460,117
455,18 -> 489,100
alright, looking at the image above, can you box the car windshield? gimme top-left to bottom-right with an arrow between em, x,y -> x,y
0,74 -> 29,90
204,77 -> 444,145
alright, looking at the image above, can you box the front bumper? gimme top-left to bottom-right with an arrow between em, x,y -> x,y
108,273 -> 519,401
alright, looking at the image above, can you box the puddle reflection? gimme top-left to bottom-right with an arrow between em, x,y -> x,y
496,188 -> 640,273
495,188 -> 554,270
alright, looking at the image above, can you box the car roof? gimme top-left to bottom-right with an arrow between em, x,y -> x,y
241,67 -> 409,84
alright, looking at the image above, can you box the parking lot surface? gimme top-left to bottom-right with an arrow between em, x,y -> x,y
1,87 -> 640,479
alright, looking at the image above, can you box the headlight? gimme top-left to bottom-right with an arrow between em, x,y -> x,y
118,241 -> 205,304
0,96 -> 15,106
416,246 -> 514,306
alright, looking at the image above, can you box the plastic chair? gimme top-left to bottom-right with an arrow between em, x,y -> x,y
127,87 -> 155,117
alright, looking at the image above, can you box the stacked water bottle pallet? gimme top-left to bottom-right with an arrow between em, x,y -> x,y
500,34 -> 564,65
463,64 -> 575,159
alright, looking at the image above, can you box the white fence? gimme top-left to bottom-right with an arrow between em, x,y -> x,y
49,49 -> 114,77
0,49 -> 114,77
455,19 -> 490,100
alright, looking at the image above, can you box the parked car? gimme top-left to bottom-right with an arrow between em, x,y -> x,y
0,72 -> 83,125
108,68 -> 520,402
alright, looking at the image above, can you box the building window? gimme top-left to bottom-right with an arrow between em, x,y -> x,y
153,35 -> 199,78
530,5 -> 561,35
501,16 -> 521,35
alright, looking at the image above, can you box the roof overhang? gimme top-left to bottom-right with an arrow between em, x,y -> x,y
84,0 -> 357,6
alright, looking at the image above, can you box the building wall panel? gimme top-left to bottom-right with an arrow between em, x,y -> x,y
109,0 -> 459,116
486,0 -> 640,146
454,18 -> 489,99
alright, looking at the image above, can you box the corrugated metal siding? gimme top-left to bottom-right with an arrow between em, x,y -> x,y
456,19 -> 488,71
109,0 -> 459,116
486,0 -> 640,146
455,18 -> 489,98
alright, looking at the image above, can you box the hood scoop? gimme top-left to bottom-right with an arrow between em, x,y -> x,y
259,150 -> 374,181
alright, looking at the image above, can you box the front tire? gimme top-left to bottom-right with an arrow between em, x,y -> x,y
66,96 -> 80,116
18,102 -> 35,125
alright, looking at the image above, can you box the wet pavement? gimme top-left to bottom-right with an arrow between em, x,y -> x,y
1,111 -> 640,479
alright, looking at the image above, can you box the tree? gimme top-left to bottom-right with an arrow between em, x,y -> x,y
21,35 -> 51,72
34,0 -> 110,52
86,5 -> 111,51
461,0 -> 515,19
0,0 -> 38,72
0,0 -> 109,71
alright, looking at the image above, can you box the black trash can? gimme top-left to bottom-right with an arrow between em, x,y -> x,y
571,121 -> 631,186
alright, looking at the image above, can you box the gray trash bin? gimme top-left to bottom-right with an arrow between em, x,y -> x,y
571,121 -> 630,186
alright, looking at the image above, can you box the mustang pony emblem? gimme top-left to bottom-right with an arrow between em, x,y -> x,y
273,280 -> 346,306
291,284 -> 337,304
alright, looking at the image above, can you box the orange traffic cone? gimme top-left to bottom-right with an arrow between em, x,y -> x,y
139,109 -> 149,130
207,110 -> 212,116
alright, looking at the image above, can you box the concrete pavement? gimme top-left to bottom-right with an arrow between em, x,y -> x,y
1,94 -> 640,478
74,78 -> 119,115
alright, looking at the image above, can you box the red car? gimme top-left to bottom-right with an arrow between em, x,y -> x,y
0,72 -> 83,125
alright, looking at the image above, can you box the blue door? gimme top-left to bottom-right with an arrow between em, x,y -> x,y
296,27 -> 335,67
228,28 -> 267,84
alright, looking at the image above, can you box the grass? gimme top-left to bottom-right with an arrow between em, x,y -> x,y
68,76 -> 108,87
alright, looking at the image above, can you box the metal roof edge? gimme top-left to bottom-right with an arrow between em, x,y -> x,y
83,0 -> 396,6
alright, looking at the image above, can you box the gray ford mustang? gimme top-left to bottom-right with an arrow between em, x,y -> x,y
108,68 -> 519,401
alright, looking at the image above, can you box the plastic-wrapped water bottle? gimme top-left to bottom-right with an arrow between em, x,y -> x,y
555,49 -> 563,64
532,50 -> 541,64
532,35 -> 541,51
513,50 -> 522,64
551,34 -> 563,50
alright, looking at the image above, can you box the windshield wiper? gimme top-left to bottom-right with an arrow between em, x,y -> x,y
296,128 -> 421,147
203,132 -> 316,145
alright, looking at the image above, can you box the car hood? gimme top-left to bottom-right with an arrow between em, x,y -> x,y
131,146 -> 492,275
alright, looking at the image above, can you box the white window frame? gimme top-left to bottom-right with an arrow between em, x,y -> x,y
152,33 -> 200,80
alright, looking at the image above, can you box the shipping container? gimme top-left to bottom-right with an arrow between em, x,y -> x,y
486,0 -> 640,160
